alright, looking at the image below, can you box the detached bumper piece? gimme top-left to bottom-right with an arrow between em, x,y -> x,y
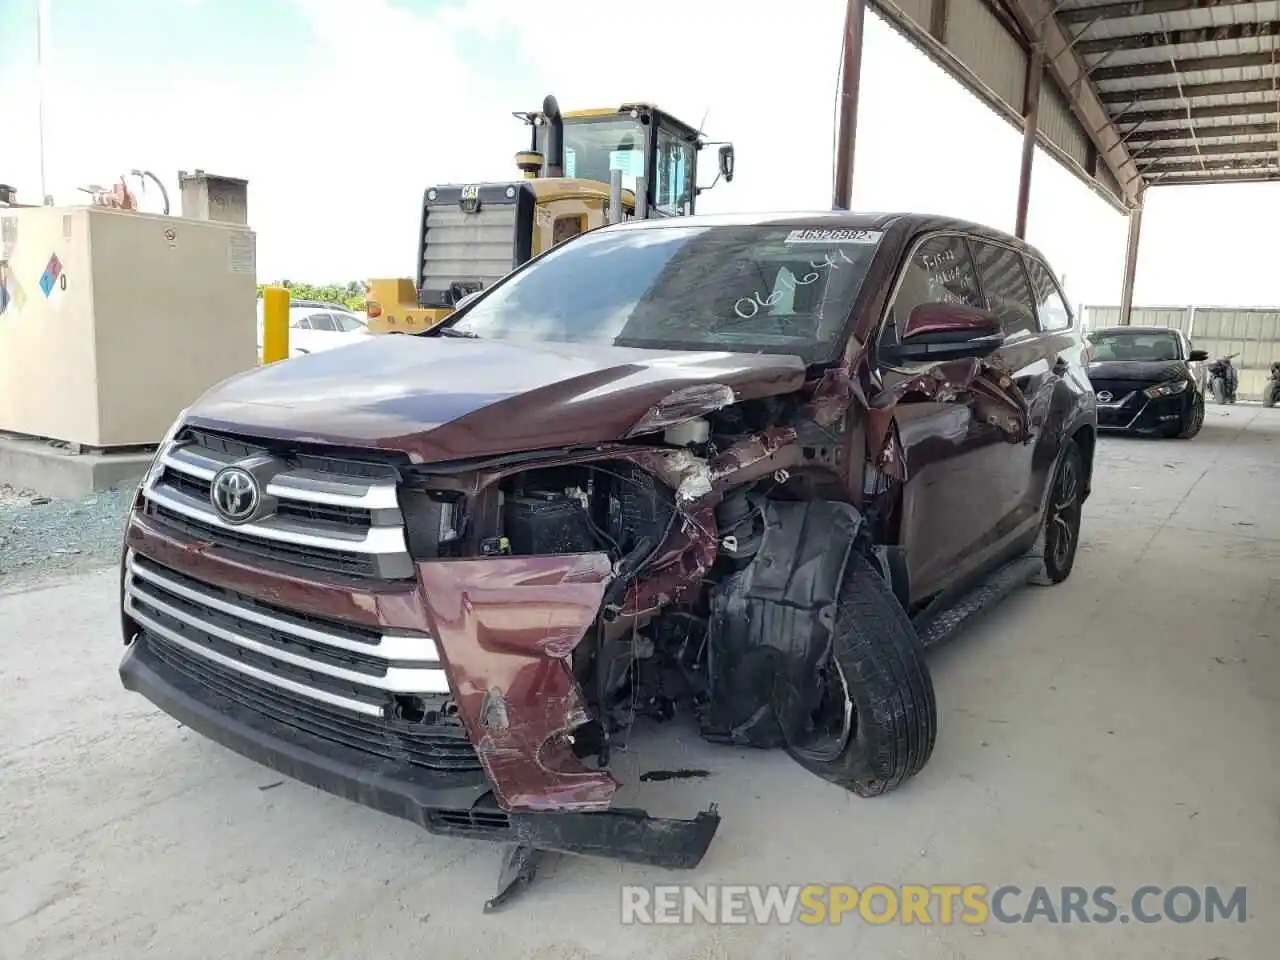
119,636 -> 719,898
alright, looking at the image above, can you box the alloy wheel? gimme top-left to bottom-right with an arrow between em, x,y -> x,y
1046,451 -> 1081,572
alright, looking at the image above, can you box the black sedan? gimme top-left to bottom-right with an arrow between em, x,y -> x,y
1086,326 -> 1208,439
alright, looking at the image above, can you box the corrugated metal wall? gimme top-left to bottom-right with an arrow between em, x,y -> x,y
891,0 -> 931,30
946,0 -> 1025,111
1082,305 -> 1280,399
1037,84 -> 1088,171
1095,164 -> 1123,205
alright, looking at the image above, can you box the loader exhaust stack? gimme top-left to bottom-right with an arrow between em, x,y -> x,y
542,95 -> 564,179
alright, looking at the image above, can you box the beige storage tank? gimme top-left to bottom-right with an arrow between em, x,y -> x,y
0,205 -> 258,448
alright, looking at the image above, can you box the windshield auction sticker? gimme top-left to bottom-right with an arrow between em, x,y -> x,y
784,228 -> 882,244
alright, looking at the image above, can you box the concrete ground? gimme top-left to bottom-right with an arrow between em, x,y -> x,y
2,405 -> 1276,960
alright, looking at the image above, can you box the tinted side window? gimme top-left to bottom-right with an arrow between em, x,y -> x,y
309,313 -> 339,332
971,241 -> 1038,338
888,234 -> 984,329
1025,257 -> 1073,332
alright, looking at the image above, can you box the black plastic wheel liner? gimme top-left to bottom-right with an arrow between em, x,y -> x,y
699,499 -> 863,748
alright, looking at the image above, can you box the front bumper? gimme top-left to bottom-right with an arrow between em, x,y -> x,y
120,634 -> 719,867
1095,390 -> 1190,433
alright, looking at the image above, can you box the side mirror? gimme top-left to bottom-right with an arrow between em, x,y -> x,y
718,144 -> 735,183
1188,349 -> 1209,362
882,302 -> 1005,365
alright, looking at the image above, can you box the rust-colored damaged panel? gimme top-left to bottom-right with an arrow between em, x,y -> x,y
417,554 -> 617,813
853,354 -> 1032,480
124,514 -> 432,633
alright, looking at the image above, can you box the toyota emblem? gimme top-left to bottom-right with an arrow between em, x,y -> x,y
211,466 -> 260,523
1096,390 -> 1113,403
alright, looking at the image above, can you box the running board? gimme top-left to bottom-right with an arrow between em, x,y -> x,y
911,554 -> 1043,649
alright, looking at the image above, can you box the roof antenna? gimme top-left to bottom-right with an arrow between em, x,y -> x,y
695,107 -> 710,140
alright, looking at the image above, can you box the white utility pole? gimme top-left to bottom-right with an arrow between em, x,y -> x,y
36,0 -> 51,203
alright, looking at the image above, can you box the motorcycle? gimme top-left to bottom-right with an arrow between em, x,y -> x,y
1263,361 -> 1280,408
1206,353 -> 1240,405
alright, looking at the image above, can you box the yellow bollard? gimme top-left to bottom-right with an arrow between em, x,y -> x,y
262,286 -> 290,364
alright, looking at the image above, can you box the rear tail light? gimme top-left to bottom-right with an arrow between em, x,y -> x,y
367,301 -> 383,318
1083,344 -> 1093,363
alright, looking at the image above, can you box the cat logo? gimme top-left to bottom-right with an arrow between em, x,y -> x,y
460,184 -> 481,214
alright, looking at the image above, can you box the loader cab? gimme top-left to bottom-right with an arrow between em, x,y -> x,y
408,100 -> 735,333
531,104 -> 730,218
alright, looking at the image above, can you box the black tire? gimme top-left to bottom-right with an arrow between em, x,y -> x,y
1168,397 -> 1204,439
1211,377 -> 1227,404
784,553 -> 937,797
1030,440 -> 1084,585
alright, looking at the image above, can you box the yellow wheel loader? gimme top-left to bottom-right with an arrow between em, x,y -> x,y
365,95 -> 735,334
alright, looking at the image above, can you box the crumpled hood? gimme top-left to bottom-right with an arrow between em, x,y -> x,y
1087,359 -> 1189,385
187,335 -> 807,463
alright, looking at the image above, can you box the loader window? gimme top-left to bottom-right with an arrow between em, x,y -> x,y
542,118 -> 646,192
444,222 -> 881,362
654,127 -> 695,217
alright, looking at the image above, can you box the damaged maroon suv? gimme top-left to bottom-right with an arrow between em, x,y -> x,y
118,212 -> 1095,903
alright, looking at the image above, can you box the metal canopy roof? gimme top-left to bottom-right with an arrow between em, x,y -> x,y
872,0 -> 1280,209
1064,0 -> 1280,188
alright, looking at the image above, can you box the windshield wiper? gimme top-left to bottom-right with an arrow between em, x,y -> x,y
437,327 -> 481,339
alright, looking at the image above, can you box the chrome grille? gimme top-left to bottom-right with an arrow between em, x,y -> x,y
141,429 -> 413,580
143,638 -> 481,771
124,551 -> 445,711
123,552 -> 480,771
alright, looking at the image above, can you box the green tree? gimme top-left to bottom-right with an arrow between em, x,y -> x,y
256,280 -> 368,311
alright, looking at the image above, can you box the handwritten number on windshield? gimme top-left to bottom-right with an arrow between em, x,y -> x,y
732,249 -> 855,320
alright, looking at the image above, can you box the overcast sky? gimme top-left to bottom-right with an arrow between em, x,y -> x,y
3,0 -> 1279,310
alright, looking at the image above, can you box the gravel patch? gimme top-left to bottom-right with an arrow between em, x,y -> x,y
0,483 -> 133,588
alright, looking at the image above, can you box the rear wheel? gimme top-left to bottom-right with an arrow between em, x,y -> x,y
784,553 -> 937,797
1030,440 -> 1084,585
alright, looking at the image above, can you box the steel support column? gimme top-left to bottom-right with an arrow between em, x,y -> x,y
1119,196 -> 1144,325
1014,49 -> 1043,239
832,0 -> 867,211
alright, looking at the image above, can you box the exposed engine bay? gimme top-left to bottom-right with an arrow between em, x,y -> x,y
413,392 -> 885,801
492,452 -> 865,765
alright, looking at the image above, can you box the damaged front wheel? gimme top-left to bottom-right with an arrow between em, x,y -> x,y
785,554 -> 938,797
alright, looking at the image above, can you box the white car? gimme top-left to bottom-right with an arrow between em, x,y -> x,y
256,301 -> 371,359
